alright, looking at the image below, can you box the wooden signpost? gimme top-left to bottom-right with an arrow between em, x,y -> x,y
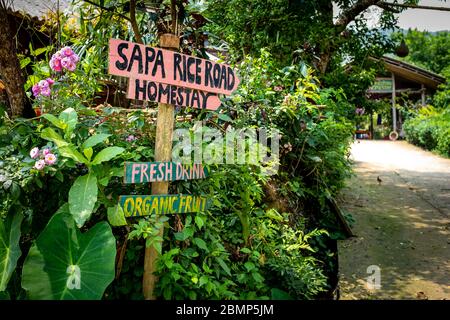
108,34 -> 239,300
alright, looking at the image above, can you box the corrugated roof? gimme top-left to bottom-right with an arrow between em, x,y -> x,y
7,0 -> 71,20
376,55 -> 446,90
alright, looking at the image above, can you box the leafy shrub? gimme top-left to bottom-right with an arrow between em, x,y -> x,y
403,106 -> 450,157
1,41 -> 353,301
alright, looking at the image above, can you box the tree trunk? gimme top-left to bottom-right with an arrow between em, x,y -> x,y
0,3 -> 26,117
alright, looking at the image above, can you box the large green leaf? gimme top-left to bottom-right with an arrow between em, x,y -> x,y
91,147 -> 124,165
82,134 -> 111,150
41,127 -> 69,147
69,173 -> 98,228
0,213 -> 23,291
41,114 -> 66,130
21,207 -> 116,299
107,205 -> 127,227
59,108 -> 78,139
58,146 -> 89,164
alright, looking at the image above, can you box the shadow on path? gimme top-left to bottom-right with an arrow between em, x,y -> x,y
338,140 -> 450,300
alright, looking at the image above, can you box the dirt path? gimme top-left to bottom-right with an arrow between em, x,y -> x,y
338,140 -> 450,300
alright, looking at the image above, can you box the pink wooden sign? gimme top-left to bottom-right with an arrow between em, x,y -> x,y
127,77 -> 222,110
108,39 -> 240,96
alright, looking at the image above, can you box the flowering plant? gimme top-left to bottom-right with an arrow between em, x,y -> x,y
29,146 -> 58,172
32,78 -> 55,98
355,107 -> 365,116
50,46 -> 80,72
31,46 -> 79,101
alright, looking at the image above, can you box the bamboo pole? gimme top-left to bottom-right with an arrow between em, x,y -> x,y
142,33 -> 179,300
391,72 -> 397,132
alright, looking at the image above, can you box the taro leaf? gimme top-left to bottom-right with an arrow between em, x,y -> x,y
69,173 -> 98,228
91,147 -> 124,165
0,213 -> 23,291
21,207 -> 116,299
107,205 -> 127,227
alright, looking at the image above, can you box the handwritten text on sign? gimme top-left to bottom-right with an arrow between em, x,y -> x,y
124,162 -> 208,184
108,39 -> 239,110
127,78 -> 222,110
119,194 -> 210,217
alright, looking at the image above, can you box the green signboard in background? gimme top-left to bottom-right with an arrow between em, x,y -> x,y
368,78 -> 393,93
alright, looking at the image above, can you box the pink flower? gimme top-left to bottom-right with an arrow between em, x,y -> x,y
50,55 -> 62,72
70,53 -> 79,64
30,147 -> 40,159
46,78 -> 55,86
61,57 -> 76,72
32,84 -> 41,97
61,46 -> 74,57
66,60 -> 76,72
42,148 -> 51,156
38,80 -> 50,89
126,135 -> 137,142
53,51 -> 62,60
44,153 -> 57,165
50,47 -> 78,72
274,86 -> 283,92
32,79 -> 54,97
40,87 -> 51,97
355,107 -> 365,116
34,159 -> 45,170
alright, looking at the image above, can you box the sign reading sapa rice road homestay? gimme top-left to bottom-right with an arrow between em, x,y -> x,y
108,38 -> 240,110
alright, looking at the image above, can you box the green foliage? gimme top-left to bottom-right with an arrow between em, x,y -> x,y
394,29 -> 450,109
129,215 -> 169,254
433,66 -> 450,109
403,106 -> 450,157
22,206 -> 116,299
0,212 -> 23,291
400,29 -> 450,75
68,173 -> 98,228
2,0 -> 361,300
107,205 -> 127,227
205,0 -> 400,67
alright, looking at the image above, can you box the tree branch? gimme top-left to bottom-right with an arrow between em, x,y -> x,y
130,0 -> 143,43
379,1 -> 450,12
171,0 -> 176,34
334,0 -> 382,30
82,0 -> 131,22
376,2 -> 401,13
